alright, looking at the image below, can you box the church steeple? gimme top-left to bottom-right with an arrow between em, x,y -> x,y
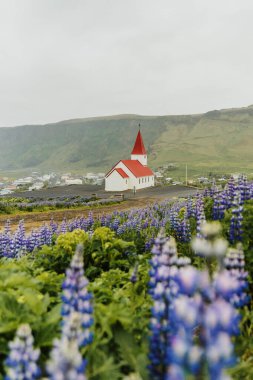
131,127 -> 147,166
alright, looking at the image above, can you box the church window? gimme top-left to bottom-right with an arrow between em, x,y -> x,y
139,179 -> 140,184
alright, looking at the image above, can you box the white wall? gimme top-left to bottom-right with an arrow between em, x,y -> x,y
106,162 -> 155,191
115,162 -> 154,190
105,170 -> 129,191
132,175 -> 155,190
131,154 -> 147,166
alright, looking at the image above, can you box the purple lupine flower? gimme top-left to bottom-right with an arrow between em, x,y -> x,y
4,324 -> 41,380
224,245 -> 250,307
194,223 -> 242,379
87,211 -> 94,228
229,192 -> 243,243
192,222 -> 228,264
61,244 -> 93,348
226,176 -> 237,207
186,197 -> 194,218
238,175 -> 250,202
178,214 -> 191,243
196,196 -> 206,238
167,294 -> 203,377
50,217 -> 58,234
148,234 -> 173,379
149,234 -> 190,379
213,192 -> 225,220
47,312 -> 87,380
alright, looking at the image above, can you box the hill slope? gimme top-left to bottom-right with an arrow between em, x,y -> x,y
1,106 -> 253,174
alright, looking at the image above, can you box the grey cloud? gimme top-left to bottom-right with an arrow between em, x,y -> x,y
0,0 -> 253,126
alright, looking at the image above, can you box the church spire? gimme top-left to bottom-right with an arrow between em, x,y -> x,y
131,128 -> 147,166
131,129 -> 147,155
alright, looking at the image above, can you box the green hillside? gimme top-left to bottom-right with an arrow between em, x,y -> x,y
1,106 -> 253,176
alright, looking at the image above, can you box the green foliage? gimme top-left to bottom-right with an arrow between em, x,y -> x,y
88,228 -> 136,278
56,229 -> 89,253
93,227 -> 116,243
87,264 -> 151,380
0,225 -> 151,379
203,196 -> 214,220
0,258 -> 63,372
0,203 -> 12,214
31,245 -> 73,274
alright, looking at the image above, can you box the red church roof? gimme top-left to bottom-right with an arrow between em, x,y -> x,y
105,160 -> 153,178
131,130 -> 147,155
121,160 -> 153,177
115,168 -> 129,178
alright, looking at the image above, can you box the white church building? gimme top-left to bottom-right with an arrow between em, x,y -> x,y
105,130 -> 154,191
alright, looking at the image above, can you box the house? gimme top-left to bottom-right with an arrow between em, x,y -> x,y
105,130 -> 154,191
65,178 -> 83,185
29,182 -> 44,191
0,189 -> 13,195
13,177 -> 33,186
154,171 -> 164,178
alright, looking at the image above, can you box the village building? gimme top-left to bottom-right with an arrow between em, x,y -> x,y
105,130 -> 154,191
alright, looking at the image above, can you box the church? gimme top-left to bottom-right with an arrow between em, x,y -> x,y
105,129 -> 154,191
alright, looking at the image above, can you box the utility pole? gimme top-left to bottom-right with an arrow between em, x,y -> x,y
186,164 -> 188,186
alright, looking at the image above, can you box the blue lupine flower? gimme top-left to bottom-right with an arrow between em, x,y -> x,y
149,235 -> 178,379
224,245 -> 250,307
175,266 -> 200,296
229,192 -> 243,243
195,196 -> 206,238
47,312 -> 87,380
149,233 -> 193,379
4,324 -> 41,380
61,244 -> 93,348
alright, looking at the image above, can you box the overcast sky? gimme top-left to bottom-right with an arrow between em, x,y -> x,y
1,0 -> 253,127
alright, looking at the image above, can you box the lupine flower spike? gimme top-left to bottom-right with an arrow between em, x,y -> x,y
61,244 -> 93,348
4,324 -> 41,380
47,312 -> 87,380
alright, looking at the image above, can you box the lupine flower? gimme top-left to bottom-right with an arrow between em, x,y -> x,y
175,266 -> 200,296
149,235 -> 178,379
47,312 -> 87,380
149,233 -> 193,379
4,324 -> 41,380
238,175 -> 251,202
192,222 -> 228,264
61,244 -> 93,348
229,192 -> 243,243
196,196 -> 206,238
226,176 -> 237,207
213,192 -> 225,220
178,214 -> 191,243
47,247 -> 93,380
224,244 -> 250,307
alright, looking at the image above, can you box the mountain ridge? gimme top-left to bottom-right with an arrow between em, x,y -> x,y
1,105 -> 253,175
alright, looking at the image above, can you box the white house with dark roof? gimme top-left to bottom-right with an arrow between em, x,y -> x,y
105,130 -> 154,191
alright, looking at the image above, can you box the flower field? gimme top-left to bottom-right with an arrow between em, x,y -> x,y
0,176 -> 253,380
0,195 -> 121,214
